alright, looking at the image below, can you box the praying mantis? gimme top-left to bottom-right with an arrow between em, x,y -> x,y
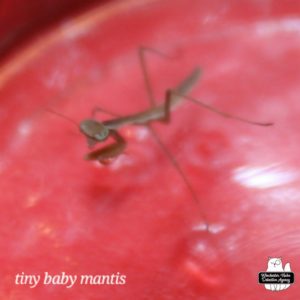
80,48 -> 272,160
49,47 -> 273,228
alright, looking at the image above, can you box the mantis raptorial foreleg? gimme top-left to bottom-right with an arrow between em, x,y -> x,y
84,129 -> 126,163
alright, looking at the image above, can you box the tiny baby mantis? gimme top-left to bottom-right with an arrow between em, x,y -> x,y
49,47 -> 273,228
80,48 -> 272,159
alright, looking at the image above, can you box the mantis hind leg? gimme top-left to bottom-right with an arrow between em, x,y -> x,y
138,47 -> 209,228
167,90 -> 273,127
139,46 -> 176,108
156,68 -> 203,124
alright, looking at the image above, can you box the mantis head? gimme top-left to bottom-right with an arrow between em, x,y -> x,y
79,119 -> 110,143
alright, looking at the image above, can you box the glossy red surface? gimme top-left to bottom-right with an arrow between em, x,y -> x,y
0,0 -> 109,61
1,0 -> 300,299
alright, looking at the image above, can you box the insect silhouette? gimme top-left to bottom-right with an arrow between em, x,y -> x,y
49,47 -> 273,228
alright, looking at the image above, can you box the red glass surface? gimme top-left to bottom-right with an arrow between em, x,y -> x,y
1,0 -> 300,299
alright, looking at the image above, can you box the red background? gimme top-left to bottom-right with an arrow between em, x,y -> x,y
1,0 -> 300,299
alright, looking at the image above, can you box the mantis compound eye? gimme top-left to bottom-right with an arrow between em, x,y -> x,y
94,127 -> 109,141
